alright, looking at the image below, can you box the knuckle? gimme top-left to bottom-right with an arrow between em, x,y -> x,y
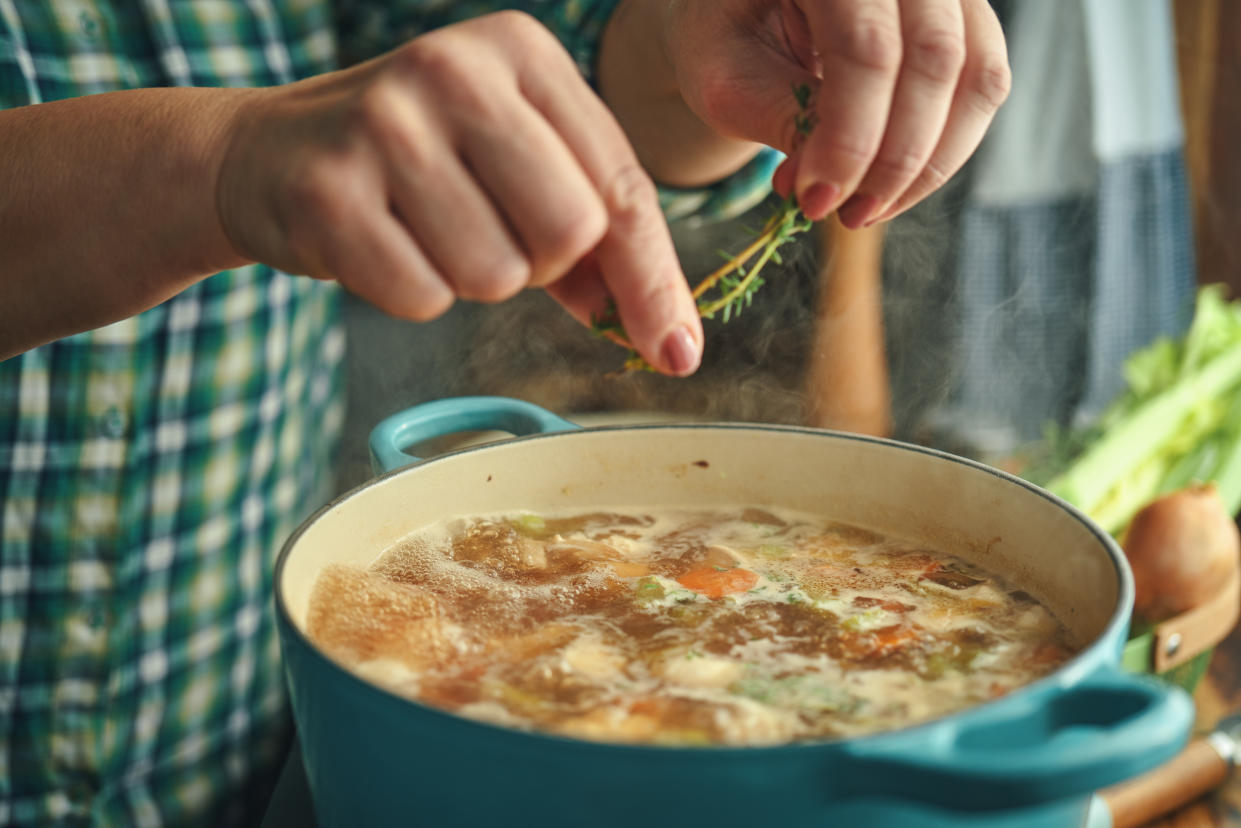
824,133 -> 878,167
393,37 -> 483,103
969,53 -> 1013,111
602,164 -> 660,234
353,82 -> 403,141
393,36 -> 459,81
491,9 -> 549,44
868,151 -> 928,184
401,40 -> 499,120
907,28 -> 966,84
628,274 -> 685,334
871,144 -> 927,182
529,208 -> 607,285
919,158 -> 951,191
482,9 -> 567,69
837,16 -> 903,74
283,159 -> 358,265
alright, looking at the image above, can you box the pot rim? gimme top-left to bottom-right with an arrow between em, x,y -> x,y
275,421 -> 1133,755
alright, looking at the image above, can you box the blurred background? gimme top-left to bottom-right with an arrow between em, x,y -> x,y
333,0 -> 1241,493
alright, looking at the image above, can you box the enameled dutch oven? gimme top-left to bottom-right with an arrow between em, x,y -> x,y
274,396 -> 1194,828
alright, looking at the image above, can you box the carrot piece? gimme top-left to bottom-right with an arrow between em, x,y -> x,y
872,624 -> 918,654
676,566 -> 759,598
842,624 -> 920,659
1031,642 -> 1069,665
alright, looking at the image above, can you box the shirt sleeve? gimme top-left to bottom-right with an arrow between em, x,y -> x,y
333,0 -> 775,222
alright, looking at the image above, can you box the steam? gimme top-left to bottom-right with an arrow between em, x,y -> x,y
460,191 -> 819,426
336,183 -> 976,492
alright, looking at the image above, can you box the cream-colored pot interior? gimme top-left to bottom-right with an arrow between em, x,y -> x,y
281,426 -> 1121,649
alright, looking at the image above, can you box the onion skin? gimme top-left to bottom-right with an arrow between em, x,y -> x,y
1121,483 -> 1241,621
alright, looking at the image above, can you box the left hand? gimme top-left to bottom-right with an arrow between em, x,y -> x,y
659,0 -> 1011,226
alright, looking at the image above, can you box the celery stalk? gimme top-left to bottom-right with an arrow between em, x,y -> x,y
1046,343 -> 1241,521
1207,410 -> 1241,516
1027,286 -> 1241,534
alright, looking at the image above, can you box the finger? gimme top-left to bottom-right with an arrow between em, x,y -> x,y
594,170 -> 704,377
773,154 -> 800,198
369,86 -> 532,304
329,206 -> 455,322
794,0 -> 903,220
544,255 -> 611,329
520,39 -> 704,376
873,0 -> 1011,223
458,96 -> 608,289
836,0 -> 965,229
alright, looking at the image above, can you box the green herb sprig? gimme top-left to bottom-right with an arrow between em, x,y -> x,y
590,84 -> 817,374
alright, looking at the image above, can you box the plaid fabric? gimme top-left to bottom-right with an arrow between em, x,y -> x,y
0,3 -> 345,825
915,151 -> 1195,457
884,0 -> 1196,461
0,2 -> 773,825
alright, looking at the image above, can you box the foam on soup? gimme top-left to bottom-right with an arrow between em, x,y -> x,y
305,506 -> 1076,745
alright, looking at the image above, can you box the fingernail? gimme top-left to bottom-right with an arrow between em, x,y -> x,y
660,325 -> 701,376
798,182 -> 841,220
838,194 -> 880,229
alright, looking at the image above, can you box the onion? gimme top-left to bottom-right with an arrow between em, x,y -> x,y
1121,483 -> 1241,621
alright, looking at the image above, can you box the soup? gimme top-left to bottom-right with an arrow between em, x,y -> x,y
305,506 -> 1076,746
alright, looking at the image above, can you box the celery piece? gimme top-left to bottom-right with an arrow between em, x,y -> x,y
757,543 -> 791,559
509,513 -> 547,537
1206,410 -> 1241,516
1046,343 -> 1241,521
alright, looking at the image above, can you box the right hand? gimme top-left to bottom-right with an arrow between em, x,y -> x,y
216,11 -> 703,376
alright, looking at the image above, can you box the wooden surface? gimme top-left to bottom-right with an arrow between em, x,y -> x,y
1146,620 -> 1241,826
1174,0 -> 1241,295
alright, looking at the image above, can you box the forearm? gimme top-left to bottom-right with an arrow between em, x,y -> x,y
598,0 -> 761,189
0,88 -> 253,359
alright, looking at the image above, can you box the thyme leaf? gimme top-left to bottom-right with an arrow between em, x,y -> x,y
591,84 -> 816,374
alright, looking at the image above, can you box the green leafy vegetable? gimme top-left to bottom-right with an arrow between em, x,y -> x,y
1026,286 -> 1241,534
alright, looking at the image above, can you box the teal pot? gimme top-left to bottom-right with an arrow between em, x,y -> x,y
275,397 -> 1193,828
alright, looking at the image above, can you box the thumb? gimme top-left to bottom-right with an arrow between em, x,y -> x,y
689,60 -> 820,157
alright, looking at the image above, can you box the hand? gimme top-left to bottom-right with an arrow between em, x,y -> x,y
217,11 -> 703,376
660,0 -> 1011,226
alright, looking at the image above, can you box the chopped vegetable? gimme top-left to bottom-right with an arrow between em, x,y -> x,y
1121,483 -> 1241,620
508,513 -> 548,537
1027,286 -> 1241,535
634,576 -> 666,602
841,606 -> 892,632
676,566 -> 759,599
842,624 -> 919,659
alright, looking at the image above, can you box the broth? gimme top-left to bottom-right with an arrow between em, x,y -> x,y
305,506 -> 1076,745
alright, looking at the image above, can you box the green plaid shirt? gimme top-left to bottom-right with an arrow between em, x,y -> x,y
0,2 -> 774,825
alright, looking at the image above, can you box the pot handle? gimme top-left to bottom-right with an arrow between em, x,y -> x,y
840,665 -> 1194,810
369,396 -> 579,472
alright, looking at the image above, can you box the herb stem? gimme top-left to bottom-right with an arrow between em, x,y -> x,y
691,228 -> 773,301
590,83 -> 818,374
697,224 -> 782,318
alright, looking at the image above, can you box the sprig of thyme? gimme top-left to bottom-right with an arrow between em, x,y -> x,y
591,84 -> 817,374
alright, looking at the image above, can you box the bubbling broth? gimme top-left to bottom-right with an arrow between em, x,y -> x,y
305,507 -> 1077,746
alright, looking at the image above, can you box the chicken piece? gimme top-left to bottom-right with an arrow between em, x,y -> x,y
450,520 -> 548,578
549,537 -> 650,578
655,650 -> 743,689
